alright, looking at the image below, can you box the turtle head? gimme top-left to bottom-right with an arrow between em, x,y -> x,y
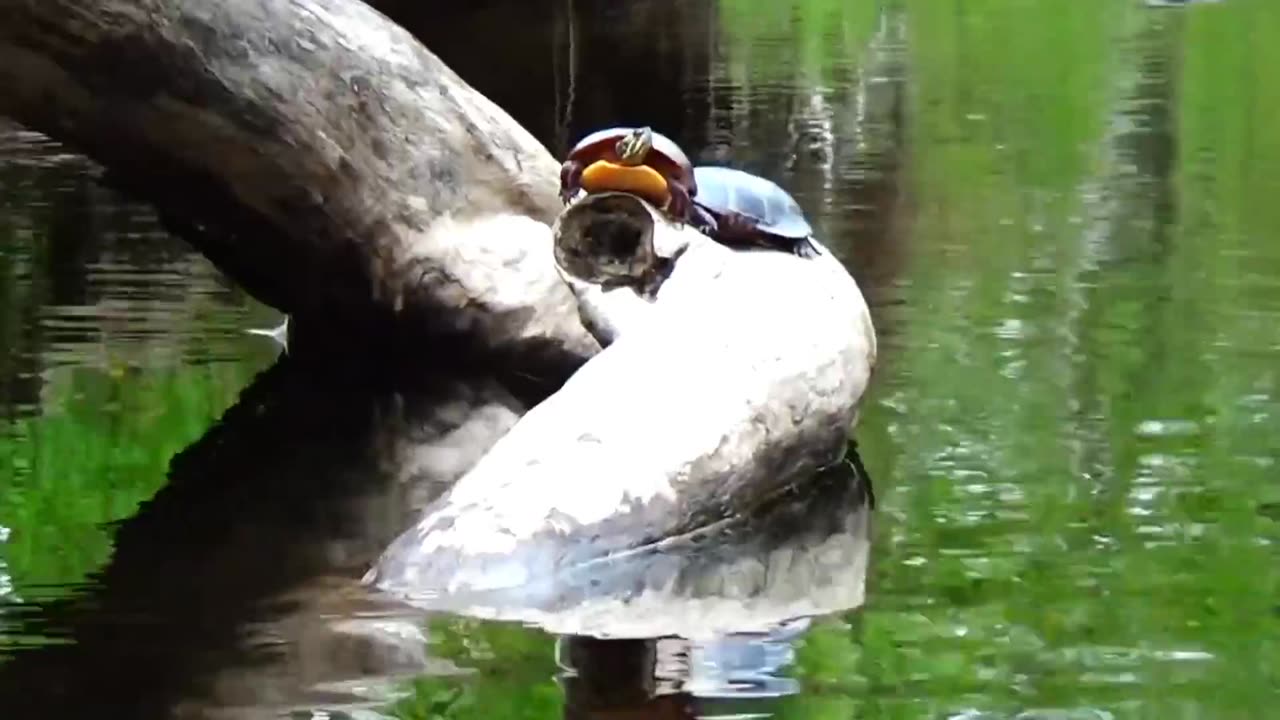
614,127 -> 654,166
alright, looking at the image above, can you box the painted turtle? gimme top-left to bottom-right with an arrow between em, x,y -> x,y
690,165 -> 822,258
559,126 -> 704,227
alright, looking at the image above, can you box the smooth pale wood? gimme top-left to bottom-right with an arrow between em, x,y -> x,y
365,193 -> 878,613
0,0 -> 599,366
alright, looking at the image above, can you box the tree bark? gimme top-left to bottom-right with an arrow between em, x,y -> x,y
0,0 -> 599,369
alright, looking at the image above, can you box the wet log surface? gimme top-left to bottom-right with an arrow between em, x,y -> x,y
0,0 -> 599,370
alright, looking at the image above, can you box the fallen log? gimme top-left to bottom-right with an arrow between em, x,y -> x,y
0,0 -> 599,368
364,192 -> 878,619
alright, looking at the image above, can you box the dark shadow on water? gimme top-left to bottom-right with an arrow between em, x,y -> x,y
374,0 -> 716,159
0,356 -> 544,717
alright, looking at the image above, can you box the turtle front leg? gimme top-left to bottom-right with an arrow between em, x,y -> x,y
559,159 -> 584,205
690,204 -> 719,237
665,181 -> 695,227
715,211 -> 763,243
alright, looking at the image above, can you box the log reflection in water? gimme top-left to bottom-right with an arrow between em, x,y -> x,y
0,348 -> 873,719
548,459 -> 872,720
377,444 -> 873,642
557,623 -> 807,720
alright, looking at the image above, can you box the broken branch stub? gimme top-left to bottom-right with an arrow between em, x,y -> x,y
550,192 -> 683,345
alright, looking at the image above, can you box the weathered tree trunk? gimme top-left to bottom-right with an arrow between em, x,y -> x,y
365,193 -> 878,618
0,0 -> 599,369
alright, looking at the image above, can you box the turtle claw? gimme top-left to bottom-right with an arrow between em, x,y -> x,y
793,237 -> 822,259
691,208 -> 718,237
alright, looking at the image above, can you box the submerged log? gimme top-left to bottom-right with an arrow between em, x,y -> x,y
365,193 -> 878,614
0,0 -> 598,368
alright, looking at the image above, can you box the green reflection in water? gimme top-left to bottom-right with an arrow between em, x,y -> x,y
841,0 -> 1280,718
389,617 -> 562,720
0,133 -> 272,649
0,364 -> 258,603
718,0 -> 881,84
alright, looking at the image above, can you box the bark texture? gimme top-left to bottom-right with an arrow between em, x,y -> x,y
0,0 -> 598,367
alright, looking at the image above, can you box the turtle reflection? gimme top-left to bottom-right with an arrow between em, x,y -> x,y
557,619 -> 811,720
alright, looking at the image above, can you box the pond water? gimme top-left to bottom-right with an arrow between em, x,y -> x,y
1,0 -> 1278,718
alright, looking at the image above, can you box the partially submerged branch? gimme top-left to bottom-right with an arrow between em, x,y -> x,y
0,0 -> 598,367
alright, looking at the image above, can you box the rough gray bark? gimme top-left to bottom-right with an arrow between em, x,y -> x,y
365,193 -> 878,614
0,0 -> 598,368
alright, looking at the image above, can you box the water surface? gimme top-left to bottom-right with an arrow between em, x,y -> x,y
1,0 -> 1277,718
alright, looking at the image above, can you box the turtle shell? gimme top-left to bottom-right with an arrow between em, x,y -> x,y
568,127 -> 697,195
691,166 -> 813,239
